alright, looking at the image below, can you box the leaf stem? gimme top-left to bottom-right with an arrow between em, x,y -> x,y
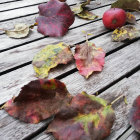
29,22 -> 38,29
110,94 -> 126,106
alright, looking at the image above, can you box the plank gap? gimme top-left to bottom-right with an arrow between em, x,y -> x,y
0,0 -> 22,5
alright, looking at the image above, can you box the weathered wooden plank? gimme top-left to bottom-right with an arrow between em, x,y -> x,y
0,0 -> 21,4
0,0 -> 91,12
126,131 -> 140,140
1,11 -> 140,72
0,36 -> 140,104
0,0 -> 115,32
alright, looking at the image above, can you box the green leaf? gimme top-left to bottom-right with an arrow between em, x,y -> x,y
112,25 -> 140,42
111,0 -> 140,11
32,42 -> 73,78
47,92 -> 115,140
5,23 -> 30,38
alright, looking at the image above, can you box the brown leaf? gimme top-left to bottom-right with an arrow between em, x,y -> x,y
4,79 -> 72,123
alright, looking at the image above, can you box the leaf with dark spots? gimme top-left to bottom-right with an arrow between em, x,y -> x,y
129,95 -> 140,133
74,41 -> 105,78
4,79 -> 72,123
47,92 -> 115,140
126,12 -> 136,24
36,0 -> 75,37
32,42 -> 73,78
112,25 -> 140,42
111,0 -> 140,11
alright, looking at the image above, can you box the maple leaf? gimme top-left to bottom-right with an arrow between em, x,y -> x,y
129,95 -> 140,133
5,23 -> 30,38
47,92 -> 115,140
112,25 -> 140,42
111,0 -> 140,11
74,41 -> 105,78
36,0 -> 75,37
126,12 -> 136,24
32,42 -> 73,78
4,79 -> 72,123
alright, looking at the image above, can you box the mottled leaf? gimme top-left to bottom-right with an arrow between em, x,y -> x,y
112,25 -> 140,42
32,42 -> 73,78
5,23 -> 30,38
77,10 -> 98,20
36,0 -> 75,37
111,0 -> 140,11
47,92 -> 115,140
126,12 -> 136,24
71,0 -> 90,14
4,79 -> 72,123
74,41 -> 105,78
129,95 -> 140,133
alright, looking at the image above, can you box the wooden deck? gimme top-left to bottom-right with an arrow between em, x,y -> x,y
0,0 -> 140,139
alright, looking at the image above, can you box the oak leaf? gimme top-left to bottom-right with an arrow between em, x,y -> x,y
74,42 -> 105,78
47,92 -> 115,140
36,0 -> 75,37
4,79 -> 72,123
32,42 -> 73,78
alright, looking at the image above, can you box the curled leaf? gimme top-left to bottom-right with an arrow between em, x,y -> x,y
4,79 -> 72,123
5,23 -> 30,38
112,25 -> 140,42
126,12 -> 136,24
74,42 -> 105,78
77,10 -> 98,20
36,0 -> 75,37
129,95 -> 140,133
32,42 -> 73,78
111,0 -> 140,11
47,92 -> 115,140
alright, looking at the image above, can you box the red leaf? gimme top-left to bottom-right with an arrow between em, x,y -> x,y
47,92 -> 115,140
74,41 -> 105,78
4,79 -> 72,123
129,95 -> 140,133
36,0 -> 75,37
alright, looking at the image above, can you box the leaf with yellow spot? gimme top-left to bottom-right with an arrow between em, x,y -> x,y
47,92 -> 115,140
77,10 -> 98,20
32,42 -> 73,78
112,25 -> 140,42
3,79 -> 72,123
126,12 -> 136,24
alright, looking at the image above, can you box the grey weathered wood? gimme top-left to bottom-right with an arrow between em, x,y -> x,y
1,11 -> 140,72
0,5 -> 111,51
126,131 -> 140,140
0,0 -> 21,4
0,0 -> 116,33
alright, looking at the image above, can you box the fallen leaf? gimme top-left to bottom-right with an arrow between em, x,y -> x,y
126,12 -> 137,24
32,42 -> 73,78
74,41 -> 105,78
36,0 -> 75,37
77,10 -> 98,20
129,95 -> 140,133
47,92 -> 115,140
111,0 -> 140,11
112,25 -> 140,42
4,79 -> 72,123
5,23 -> 30,38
